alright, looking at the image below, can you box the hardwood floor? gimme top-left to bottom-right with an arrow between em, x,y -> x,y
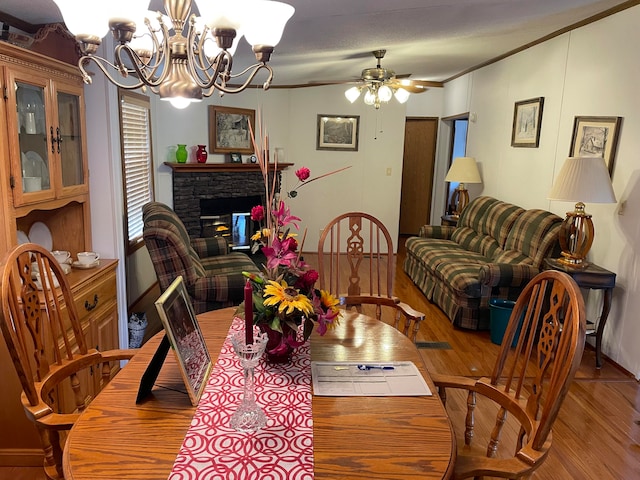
381,237 -> 640,479
4,237 -> 639,479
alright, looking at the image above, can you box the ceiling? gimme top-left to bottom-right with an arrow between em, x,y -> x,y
0,0 -> 634,88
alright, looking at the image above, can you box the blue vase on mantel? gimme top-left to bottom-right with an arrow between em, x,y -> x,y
176,144 -> 188,163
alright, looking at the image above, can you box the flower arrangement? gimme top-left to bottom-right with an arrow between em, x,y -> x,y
242,119 -> 349,360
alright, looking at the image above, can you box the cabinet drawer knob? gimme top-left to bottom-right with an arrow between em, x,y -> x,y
85,294 -> 99,311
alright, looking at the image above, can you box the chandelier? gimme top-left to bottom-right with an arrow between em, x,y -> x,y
52,0 -> 295,108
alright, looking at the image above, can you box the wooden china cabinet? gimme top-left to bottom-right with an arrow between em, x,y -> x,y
0,37 -> 121,466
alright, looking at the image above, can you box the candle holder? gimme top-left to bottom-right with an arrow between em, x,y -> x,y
229,329 -> 268,433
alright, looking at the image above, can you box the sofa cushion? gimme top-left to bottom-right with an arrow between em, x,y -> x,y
452,197 -> 523,258
503,209 -> 562,267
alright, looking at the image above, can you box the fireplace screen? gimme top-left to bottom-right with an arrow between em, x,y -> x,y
200,196 -> 262,251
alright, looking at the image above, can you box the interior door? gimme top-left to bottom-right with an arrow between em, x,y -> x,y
399,118 -> 438,235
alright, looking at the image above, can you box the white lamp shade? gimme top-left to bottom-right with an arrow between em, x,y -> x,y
394,87 -> 410,103
54,0 -> 149,38
363,89 -> 376,105
377,85 -> 393,102
548,156 -> 616,203
445,157 -> 482,183
196,0 -> 246,30
345,86 -> 361,103
242,1 -> 295,47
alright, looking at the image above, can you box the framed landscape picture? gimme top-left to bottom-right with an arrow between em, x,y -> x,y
209,106 -> 255,154
317,114 -> 360,151
570,116 -> 622,176
155,276 -> 212,406
511,97 -> 544,147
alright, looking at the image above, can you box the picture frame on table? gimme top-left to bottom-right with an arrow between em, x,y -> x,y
570,116 -> 622,176
317,114 -> 360,151
511,97 -> 544,148
209,105 -> 255,154
155,276 -> 212,406
228,152 -> 242,163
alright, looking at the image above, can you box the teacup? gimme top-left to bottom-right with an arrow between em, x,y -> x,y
52,250 -> 71,265
77,251 -> 100,265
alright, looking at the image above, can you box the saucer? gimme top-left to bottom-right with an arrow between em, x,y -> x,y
72,259 -> 100,269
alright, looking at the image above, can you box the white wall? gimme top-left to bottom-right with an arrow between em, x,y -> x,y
433,6 -> 640,377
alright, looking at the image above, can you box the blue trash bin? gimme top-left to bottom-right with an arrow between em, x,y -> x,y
489,299 -> 521,347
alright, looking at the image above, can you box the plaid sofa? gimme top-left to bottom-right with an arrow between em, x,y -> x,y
403,196 -> 562,330
142,202 -> 260,314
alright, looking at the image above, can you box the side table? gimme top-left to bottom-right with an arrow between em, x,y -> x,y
441,214 -> 459,227
544,258 -> 616,368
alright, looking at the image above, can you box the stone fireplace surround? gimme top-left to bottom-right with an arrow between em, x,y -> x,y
165,163 -> 292,239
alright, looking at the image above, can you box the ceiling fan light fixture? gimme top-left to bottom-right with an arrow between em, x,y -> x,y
378,85 -> 393,102
363,88 -> 376,106
345,86 -> 362,103
394,87 -> 410,103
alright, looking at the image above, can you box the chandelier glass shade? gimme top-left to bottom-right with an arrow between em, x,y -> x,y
52,0 -> 295,108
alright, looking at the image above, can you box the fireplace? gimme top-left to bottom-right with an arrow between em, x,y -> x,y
166,163 -> 290,246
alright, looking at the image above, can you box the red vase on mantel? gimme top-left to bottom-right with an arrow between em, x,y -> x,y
196,145 -> 208,163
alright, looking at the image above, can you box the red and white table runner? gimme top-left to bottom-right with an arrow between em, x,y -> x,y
168,317 -> 314,480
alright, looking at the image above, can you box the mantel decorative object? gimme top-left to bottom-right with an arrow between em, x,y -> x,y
53,0 -> 295,109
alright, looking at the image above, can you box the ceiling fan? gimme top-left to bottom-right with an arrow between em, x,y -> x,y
344,50 -> 434,109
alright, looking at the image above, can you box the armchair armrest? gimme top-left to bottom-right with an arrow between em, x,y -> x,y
191,236 -> 230,258
190,272 -> 248,303
418,224 -> 456,240
479,263 -> 540,288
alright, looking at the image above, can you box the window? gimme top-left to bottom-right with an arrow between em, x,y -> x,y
119,90 -> 154,253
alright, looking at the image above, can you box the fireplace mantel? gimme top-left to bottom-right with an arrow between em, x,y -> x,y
163,162 -> 293,173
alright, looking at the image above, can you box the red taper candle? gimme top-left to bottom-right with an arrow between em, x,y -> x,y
244,280 -> 254,344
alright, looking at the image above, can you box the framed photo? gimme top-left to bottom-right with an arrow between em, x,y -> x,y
317,114 -> 360,151
228,152 -> 242,163
570,116 -> 622,176
511,97 -> 544,148
155,276 -> 212,406
208,105 -> 255,154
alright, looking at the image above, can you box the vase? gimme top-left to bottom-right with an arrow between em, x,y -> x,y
175,144 -> 188,163
259,324 -> 295,364
196,145 -> 208,163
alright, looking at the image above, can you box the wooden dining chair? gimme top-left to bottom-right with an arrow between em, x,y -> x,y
317,212 -> 425,342
432,270 -> 586,479
0,244 -> 136,480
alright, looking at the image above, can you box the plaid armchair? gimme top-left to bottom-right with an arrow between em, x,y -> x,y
142,202 -> 260,314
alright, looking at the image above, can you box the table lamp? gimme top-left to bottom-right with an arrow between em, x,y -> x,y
444,157 -> 482,217
548,156 -> 616,267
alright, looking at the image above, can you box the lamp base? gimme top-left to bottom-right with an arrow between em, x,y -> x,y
449,186 -> 469,217
557,202 -> 594,268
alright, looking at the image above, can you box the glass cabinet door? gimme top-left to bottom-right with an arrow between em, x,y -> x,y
15,81 -> 51,194
57,92 -> 84,188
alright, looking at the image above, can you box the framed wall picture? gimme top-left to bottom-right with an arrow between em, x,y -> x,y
155,276 -> 212,406
570,116 -> 622,176
209,105 -> 255,154
317,114 -> 360,151
511,97 -> 544,148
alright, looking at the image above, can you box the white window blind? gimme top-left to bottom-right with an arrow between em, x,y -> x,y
119,91 -> 154,250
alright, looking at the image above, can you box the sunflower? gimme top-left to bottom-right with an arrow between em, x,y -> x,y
263,280 -> 314,316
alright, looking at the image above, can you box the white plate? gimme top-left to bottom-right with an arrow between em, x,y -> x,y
28,222 -> 52,251
23,151 -> 50,188
17,230 -> 30,245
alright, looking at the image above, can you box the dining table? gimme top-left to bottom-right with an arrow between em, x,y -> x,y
63,307 -> 455,479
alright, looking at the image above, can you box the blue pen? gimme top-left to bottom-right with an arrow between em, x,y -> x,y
357,364 -> 394,371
